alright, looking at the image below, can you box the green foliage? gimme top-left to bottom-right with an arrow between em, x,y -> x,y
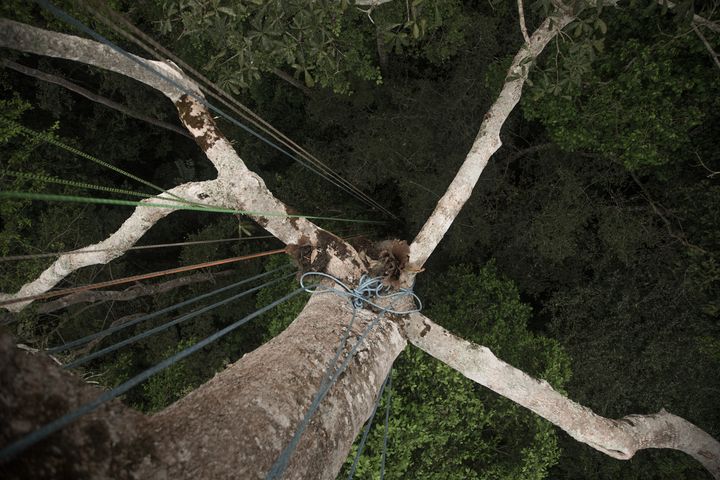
0,97 -> 60,219
255,255 -> 308,340
142,0 -> 473,95
523,5 -> 719,170
0,95 -> 117,296
152,0 -> 380,94
142,337 -> 203,412
372,0 -> 470,64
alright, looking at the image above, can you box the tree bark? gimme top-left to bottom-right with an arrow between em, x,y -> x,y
146,292 -> 405,479
1,292 -> 406,480
402,314 -> 720,479
0,330 -> 149,479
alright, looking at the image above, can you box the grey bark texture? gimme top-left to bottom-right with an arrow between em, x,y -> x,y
1,293 -> 405,480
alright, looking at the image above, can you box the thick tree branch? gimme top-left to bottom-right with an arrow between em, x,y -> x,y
0,58 -> 192,138
402,314 -> 720,478
1,293 -> 407,480
0,19 -> 197,101
408,11 -> 574,269
0,18 -> 361,252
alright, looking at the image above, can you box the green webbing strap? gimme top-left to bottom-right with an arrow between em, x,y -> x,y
0,170 -> 154,199
0,191 -> 387,224
4,120 -> 197,207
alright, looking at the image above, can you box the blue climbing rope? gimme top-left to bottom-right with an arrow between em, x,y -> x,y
347,365 -> 393,480
47,265 -> 292,354
266,273 -> 420,479
64,271 -> 296,369
299,272 -> 422,314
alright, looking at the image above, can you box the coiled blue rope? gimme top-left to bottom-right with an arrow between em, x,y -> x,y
266,273 -> 420,479
299,272 -> 422,314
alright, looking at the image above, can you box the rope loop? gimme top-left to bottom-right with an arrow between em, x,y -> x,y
300,271 -> 422,315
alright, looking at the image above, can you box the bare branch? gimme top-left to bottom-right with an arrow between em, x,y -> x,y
694,14 -> 720,34
518,0 -> 532,44
0,181 -> 218,312
72,312 -> 148,356
661,0 -> 720,34
692,24 -> 720,70
271,68 -> 314,97
695,151 -> 720,178
354,0 -> 395,6
629,171 -> 708,254
403,314 -> 720,478
36,269 -> 237,314
1,58 -> 192,138
408,11 -> 575,269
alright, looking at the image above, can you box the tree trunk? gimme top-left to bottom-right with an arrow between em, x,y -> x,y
1,292 -> 406,479
0,330 -> 148,479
